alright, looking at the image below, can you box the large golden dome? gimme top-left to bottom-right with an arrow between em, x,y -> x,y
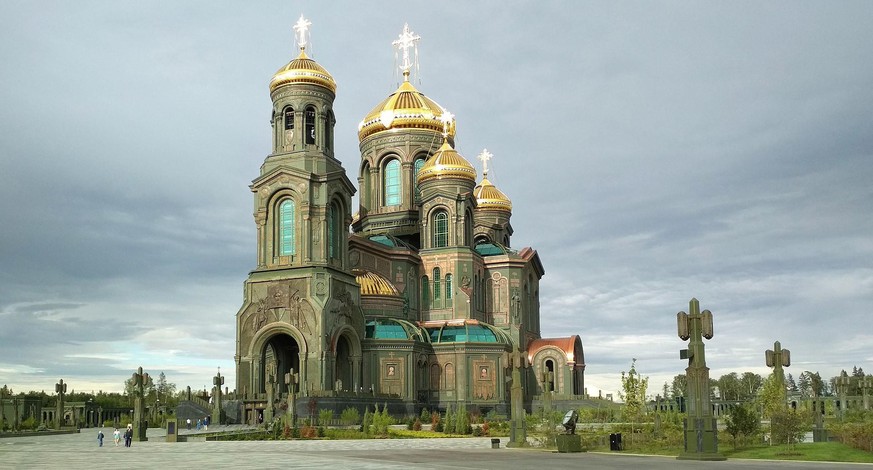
474,177 -> 512,212
354,269 -> 400,297
357,79 -> 455,141
417,140 -> 477,184
269,50 -> 337,94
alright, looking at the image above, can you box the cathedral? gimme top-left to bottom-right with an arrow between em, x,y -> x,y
233,18 -> 584,420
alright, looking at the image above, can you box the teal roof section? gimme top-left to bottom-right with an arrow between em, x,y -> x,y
368,234 -> 416,250
423,321 -> 509,344
365,318 -> 426,341
474,242 -> 514,257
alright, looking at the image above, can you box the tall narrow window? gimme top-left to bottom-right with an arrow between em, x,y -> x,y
421,276 -> 429,309
445,274 -> 452,301
384,159 -> 401,206
413,157 -> 426,198
279,199 -> 296,255
328,202 -> 337,260
283,106 -> 294,149
433,268 -> 441,302
324,110 -> 333,151
305,106 -> 316,144
433,211 -> 448,247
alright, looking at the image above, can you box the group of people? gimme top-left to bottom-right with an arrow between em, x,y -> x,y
185,416 -> 210,431
97,424 -> 133,447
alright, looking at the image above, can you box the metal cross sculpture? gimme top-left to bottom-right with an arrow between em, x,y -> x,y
393,23 -> 421,77
54,379 -> 67,429
212,367 -> 225,426
676,298 -> 725,461
477,149 -> 493,177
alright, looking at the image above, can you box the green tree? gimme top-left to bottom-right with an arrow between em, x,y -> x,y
770,409 -> 808,450
155,372 -> 176,407
671,374 -> 687,399
758,373 -> 787,420
619,359 -> 649,425
717,373 -> 741,401
740,372 -> 763,401
724,404 -> 760,449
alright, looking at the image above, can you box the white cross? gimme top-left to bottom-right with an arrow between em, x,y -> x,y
293,14 -> 311,50
478,149 -> 493,177
392,23 -> 420,75
438,110 -> 454,136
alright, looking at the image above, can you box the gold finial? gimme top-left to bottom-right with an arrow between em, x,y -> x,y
393,23 -> 420,80
293,14 -> 312,51
477,149 -> 493,177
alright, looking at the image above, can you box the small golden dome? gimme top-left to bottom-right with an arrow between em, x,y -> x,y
358,79 -> 454,141
417,140 -> 477,184
269,50 -> 337,94
354,269 -> 400,297
474,177 -> 512,212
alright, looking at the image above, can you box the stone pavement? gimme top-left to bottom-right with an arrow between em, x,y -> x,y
1,427 -> 870,470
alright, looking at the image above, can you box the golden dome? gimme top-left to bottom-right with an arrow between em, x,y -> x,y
358,79 -> 455,141
353,269 -> 400,297
269,50 -> 337,94
417,140 -> 477,184
474,177 -> 512,212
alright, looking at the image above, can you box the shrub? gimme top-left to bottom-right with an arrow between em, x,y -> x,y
300,425 -> 317,438
318,409 -> 334,427
431,411 -> 441,428
472,426 -> 482,436
420,408 -> 431,423
412,417 -> 422,431
341,407 -> 360,426
361,408 -> 372,435
481,421 -> 490,436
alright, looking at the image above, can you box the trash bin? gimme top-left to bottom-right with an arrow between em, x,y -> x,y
615,433 -> 622,450
491,438 -> 500,449
609,433 -> 623,451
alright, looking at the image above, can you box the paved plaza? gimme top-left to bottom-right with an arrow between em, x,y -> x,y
1,427 -> 871,469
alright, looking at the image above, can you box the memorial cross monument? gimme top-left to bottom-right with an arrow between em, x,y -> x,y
676,298 -> 725,461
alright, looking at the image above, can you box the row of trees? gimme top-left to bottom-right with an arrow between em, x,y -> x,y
1,371 -> 179,410
663,366 -> 867,402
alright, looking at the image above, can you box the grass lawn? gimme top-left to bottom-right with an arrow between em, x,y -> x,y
722,442 -> 873,463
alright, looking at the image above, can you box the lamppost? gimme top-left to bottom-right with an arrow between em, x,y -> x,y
88,398 -> 93,428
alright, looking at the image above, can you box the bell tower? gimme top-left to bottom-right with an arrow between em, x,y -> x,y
236,16 -> 364,412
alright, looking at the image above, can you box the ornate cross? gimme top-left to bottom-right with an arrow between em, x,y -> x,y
293,14 -> 311,50
477,149 -> 493,177
438,110 -> 454,137
392,23 -> 420,76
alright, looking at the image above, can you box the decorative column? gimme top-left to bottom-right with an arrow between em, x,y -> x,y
264,371 -> 275,423
676,298 -> 725,461
54,379 -> 67,429
507,349 -> 527,448
131,366 -> 149,441
212,368 -> 225,426
286,369 -> 299,427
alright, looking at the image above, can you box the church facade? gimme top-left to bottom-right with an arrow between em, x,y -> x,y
234,19 -> 584,420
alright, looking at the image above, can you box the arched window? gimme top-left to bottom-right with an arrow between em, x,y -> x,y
361,163 -> 371,210
324,110 -> 333,151
433,268 -> 441,303
279,199 -> 295,256
421,275 -> 429,309
384,159 -> 401,206
433,211 -> 448,247
284,107 -> 294,130
545,359 -> 555,392
413,157 -> 426,199
445,363 -> 455,389
305,106 -> 316,144
445,274 -> 452,301
464,210 -> 473,247
328,201 -> 340,260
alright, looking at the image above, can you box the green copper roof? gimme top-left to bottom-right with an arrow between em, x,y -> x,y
425,323 -> 507,344
365,318 -> 425,341
474,243 -> 508,256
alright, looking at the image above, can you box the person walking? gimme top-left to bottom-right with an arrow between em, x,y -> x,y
186,418 -> 191,430
124,424 -> 133,447
113,428 -> 121,446
97,429 -> 104,447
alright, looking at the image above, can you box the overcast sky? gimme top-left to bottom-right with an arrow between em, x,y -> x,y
1,1 -> 871,399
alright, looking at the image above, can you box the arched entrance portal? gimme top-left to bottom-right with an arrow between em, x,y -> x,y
261,333 -> 299,395
334,334 -> 352,391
